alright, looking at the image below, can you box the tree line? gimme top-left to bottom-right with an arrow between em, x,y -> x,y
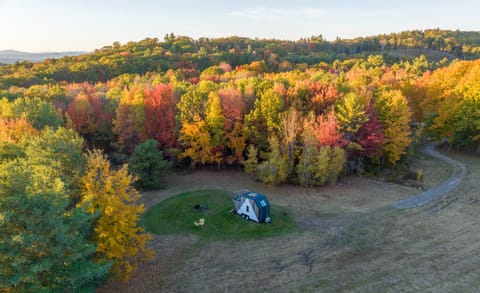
2,29 -> 480,89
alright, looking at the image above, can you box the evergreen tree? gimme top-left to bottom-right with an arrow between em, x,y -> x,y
25,127 -> 86,202
0,160 -> 109,292
129,139 -> 170,189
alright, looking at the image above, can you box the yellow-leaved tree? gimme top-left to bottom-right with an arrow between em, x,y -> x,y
79,150 -> 153,280
375,89 -> 412,165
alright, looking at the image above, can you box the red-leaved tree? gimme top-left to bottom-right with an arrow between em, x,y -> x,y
356,106 -> 386,159
218,87 -> 245,131
144,83 -> 176,149
314,108 -> 346,147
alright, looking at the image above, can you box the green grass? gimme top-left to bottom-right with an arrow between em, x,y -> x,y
141,189 -> 296,241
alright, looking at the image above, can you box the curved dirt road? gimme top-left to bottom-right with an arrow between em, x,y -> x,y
394,143 -> 467,209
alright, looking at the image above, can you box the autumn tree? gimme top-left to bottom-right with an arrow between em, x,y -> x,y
307,80 -> 338,114
0,117 -> 38,161
178,116 -> 220,167
218,86 -> 245,130
296,145 -> 345,186
66,89 -> 112,149
426,61 -> 480,150
280,108 -> 301,174
256,135 -> 288,185
218,86 -> 247,164
243,144 -> 258,175
225,121 -> 246,165
296,114 -> 346,186
79,150 -> 153,280
314,108 -> 346,147
335,92 -> 368,141
328,146 -> 346,183
296,116 -> 322,186
113,87 -> 146,153
205,92 -> 225,155
356,106 -> 386,160
245,88 -> 285,150
143,83 -> 176,149
375,89 -> 412,165
176,82 -> 212,124
113,103 -> 142,154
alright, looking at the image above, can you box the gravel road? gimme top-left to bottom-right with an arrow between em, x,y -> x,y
394,143 -> 467,209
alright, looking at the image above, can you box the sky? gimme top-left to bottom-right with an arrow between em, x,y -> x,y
1,0 -> 479,52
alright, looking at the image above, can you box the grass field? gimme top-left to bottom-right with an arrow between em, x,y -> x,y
99,150 -> 480,292
141,189 -> 295,241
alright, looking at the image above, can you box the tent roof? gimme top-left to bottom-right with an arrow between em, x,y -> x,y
238,191 -> 270,207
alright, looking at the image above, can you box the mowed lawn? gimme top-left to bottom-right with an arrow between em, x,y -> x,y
141,189 -> 295,241
100,151 -> 480,292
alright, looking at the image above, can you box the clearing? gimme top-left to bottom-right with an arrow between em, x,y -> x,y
99,148 -> 480,292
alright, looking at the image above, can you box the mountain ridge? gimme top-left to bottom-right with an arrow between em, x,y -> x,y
0,49 -> 88,64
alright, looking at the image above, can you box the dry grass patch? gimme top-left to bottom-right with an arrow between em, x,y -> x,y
100,152 -> 468,292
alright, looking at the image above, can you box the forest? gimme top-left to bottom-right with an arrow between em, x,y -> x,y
1,29 -> 480,291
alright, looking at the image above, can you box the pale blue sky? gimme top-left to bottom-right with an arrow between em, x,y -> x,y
1,0 -> 479,52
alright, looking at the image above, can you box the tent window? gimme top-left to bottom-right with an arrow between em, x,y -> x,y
246,205 -> 249,212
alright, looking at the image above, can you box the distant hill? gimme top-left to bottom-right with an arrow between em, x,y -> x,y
1,29 -> 480,86
0,49 -> 87,64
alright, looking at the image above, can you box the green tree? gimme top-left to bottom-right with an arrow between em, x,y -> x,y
296,117 -> 317,186
25,127 -> 86,201
256,135 -> 288,185
176,86 -> 209,124
245,88 -> 285,150
10,97 -> 64,130
296,146 -> 329,186
205,92 -> 225,149
129,139 -> 170,189
243,144 -> 258,175
328,146 -> 346,183
335,92 -> 368,141
0,159 -> 109,292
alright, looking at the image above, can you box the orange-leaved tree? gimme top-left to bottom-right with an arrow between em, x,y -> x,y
79,150 -> 153,280
0,117 -> 38,144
